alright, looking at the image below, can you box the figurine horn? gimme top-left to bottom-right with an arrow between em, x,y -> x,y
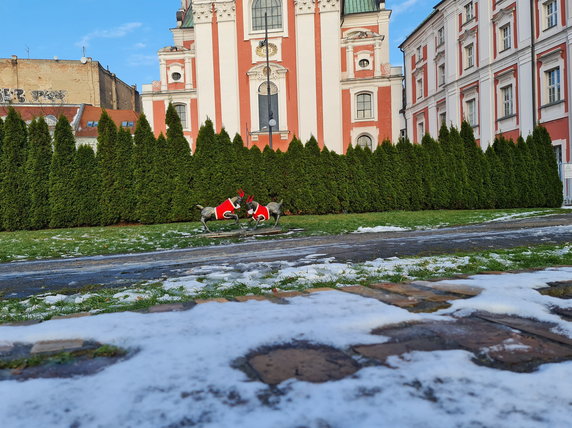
237,189 -> 245,198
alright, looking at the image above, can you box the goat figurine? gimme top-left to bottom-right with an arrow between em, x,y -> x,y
245,196 -> 283,229
196,189 -> 245,232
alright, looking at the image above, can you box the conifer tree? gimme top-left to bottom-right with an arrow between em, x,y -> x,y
514,136 -> 533,207
283,137 -> 315,214
305,137 -> 329,214
535,126 -> 563,207
133,114 -> 157,224
152,134 -> 172,223
0,108 -> 29,230
396,139 -> 423,210
523,134 -> 544,207
192,119 -> 218,207
381,140 -> 406,210
74,145 -> 101,226
96,111 -> 121,225
373,142 -> 396,211
26,118 -> 52,229
492,136 -> 518,208
421,134 -> 449,209
116,127 -> 136,222
49,115 -> 77,228
320,146 -> 342,213
443,128 -> 470,208
485,143 -> 502,208
460,121 -> 482,209
262,145 -> 285,204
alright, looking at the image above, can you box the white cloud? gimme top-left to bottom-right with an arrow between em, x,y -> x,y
76,22 -> 143,47
127,54 -> 158,67
133,42 -> 147,49
391,0 -> 425,16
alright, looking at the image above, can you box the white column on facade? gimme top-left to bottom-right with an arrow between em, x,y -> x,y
216,1 -> 240,135
374,40 -> 382,77
184,55 -> 193,89
346,44 -> 354,79
160,58 -> 168,91
193,1 -> 216,126
479,74 -> 493,147
428,101 -> 437,136
294,0 -> 318,142
319,0 -> 343,153
518,51 -> 534,138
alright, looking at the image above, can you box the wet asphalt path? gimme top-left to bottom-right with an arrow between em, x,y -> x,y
2,214 -> 572,298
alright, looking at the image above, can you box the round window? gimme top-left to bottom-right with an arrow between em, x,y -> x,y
358,59 -> 370,68
171,72 -> 182,81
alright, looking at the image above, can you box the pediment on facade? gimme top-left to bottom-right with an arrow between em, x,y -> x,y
458,27 -> 477,43
159,45 -> 189,53
492,5 -> 515,23
343,29 -> 383,42
247,63 -> 288,81
434,49 -> 445,63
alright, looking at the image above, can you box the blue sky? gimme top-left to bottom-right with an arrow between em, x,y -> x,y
0,0 -> 434,91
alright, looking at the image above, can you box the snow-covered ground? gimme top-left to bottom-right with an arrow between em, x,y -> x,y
1,268 -> 572,427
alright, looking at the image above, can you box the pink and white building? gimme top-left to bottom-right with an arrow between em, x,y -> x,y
141,0 -> 403,153
400,0 -> 572,170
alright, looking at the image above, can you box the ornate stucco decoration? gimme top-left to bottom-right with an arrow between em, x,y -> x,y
193,2 -> 214,24
492,5 -> 516,23
294,0 -> 315,14
458,27 -> 477,43
318,0 -> 340,13
215,1 -> 236,22
247,63 -> 288,82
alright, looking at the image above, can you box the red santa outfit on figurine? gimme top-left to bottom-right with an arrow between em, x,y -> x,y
214,198 -> 241,220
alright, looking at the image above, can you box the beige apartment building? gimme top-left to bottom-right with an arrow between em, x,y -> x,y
0,56 -> 140,112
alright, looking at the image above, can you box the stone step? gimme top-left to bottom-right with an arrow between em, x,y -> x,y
340,285 -> 419,308
30,339 -> 85,354
411,280 -> 483,297
370,282 -> 460,302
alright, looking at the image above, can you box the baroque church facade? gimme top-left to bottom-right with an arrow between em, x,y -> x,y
142,0 -> 403,153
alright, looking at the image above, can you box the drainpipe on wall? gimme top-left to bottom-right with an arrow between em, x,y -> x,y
530,0 -> 537,126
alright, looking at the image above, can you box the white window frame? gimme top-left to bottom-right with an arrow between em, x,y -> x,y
465,2 -> 474,23
356,134 -> 373,150
172,103 -> 189,130
417,119 -> 425,139
438,63 -> 446,87
546,67 -> 561,104
465,44 -> 474,69
501,85 -> 514,118
465,98 -> 477,127
437,27 -> 445,47
355,91 -> 374,120
500,23 -> 511,51
417,77 -> 424,100
545,0 -> 558,30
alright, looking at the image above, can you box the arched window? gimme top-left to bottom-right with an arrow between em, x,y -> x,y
356,92 -> 373,119
173,103 -> 187,129
252,0 -> 282,31
357,134 -> 373,150
258,82 -> 279,131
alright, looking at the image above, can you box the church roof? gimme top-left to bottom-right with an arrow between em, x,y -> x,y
343,0 -> 380,15
181,7 -> 194,28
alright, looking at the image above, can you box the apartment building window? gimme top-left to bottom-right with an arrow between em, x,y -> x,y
500,24 -> 511,51
356,92 -> 373,119
252,0 -> 283,31
438,64 -> 446,87
416,46 -> 422,61
174,104 -> 188,129
465,44 -> 474,69
466,98 -> 477,126
417,77 -> 424,99
546,68 -> 561,104
501,85 -> 513,117
439,112 -> 447,126
465,2 -> 474,23
546,0 -> 558,29
437,27 -> 445,47
417,120 -> 425,139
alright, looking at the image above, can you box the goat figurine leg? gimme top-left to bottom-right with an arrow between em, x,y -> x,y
201,217 -> 211,233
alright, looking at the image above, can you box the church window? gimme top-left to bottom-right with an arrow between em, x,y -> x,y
252,0 -> 282,31
356,134 -> 373,150
258,82 -> 279,130
356,92 -> 373,119
173,103 -> 188,129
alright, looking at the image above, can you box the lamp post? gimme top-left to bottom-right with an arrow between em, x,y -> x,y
261,12 -> 275,150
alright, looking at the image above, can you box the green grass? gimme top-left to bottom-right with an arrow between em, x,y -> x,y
2,243 -> 571,324
0,208 -> 566,263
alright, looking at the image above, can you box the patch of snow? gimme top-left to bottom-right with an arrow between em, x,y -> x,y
42,295 -> 68,305
1,269 -> 572,427
353,226 -> 410,233
485,211 -> 545,223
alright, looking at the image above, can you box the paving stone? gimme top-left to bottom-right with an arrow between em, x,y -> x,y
233,295 -> 267,302
341,285 -> 419,308
304,287 -> 336,294
51,312 -> 92,320
272,291 -> 303,298
354,338 -> 452,362
474,313 -> 572,347
247,345 -> 360,385
148,304 -> 185,313
31,339 -> 85,354
411,281 -> 483,297
538,281 -> 572,299
4,320 -> 42,327
551,307 -> 572,321
478,271 -> 507,275
194,298 -> 229,304
371,282 -> 459,303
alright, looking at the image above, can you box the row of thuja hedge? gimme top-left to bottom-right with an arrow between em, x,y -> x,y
0,104 -> 563,231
